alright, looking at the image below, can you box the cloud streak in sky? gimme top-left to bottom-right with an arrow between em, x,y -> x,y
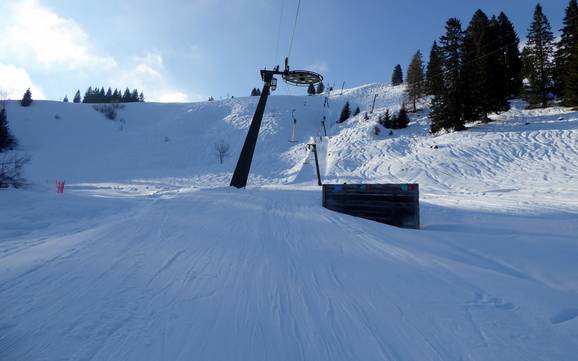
0,0 -> 116,71
0,62 -> 45,100
115,52 -> 203,102
0,0 -> 194,102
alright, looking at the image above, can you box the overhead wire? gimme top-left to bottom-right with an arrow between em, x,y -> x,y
283,0 -> 303,95
273,0 -> 285,65
287,0 -> 302,60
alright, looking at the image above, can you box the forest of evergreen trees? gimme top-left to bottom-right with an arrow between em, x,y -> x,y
66,87 -> 146,104
397,1 -> 578,133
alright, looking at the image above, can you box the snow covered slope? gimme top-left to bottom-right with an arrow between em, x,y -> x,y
1,84 -> 577,360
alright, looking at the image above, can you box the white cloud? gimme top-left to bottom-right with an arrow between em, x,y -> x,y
114,52 -> 199,103
0,62 -> 45,100
0,0 -> 116,71
0,1 -> 199,103
159,92 -> 191,103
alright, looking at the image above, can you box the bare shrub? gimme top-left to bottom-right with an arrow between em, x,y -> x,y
214,140 -> 230,164
0,153 -> 30,188
93,103 -> 125,120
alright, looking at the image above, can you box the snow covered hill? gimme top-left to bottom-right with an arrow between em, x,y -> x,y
1,84 -> 577,360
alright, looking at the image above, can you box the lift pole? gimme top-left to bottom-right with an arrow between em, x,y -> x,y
307,143 -> 322,186
230,60 -> 323,189
230,70 -> 275,188
370,94 -> 378,114
290,109 -> 298,143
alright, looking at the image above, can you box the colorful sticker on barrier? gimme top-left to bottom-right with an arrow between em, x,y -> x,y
360,185 -> 366,192
402,184 -> 409,192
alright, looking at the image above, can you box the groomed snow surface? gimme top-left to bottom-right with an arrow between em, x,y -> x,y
1,84 -> 577,360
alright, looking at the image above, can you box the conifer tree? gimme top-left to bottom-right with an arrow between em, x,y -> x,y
522,4 -> 555,108
338,101 -> 351,123
429,93 -> 448,133
462,11 -> 510,121
487,16 -> 510,112
564,53 -> 578,107
131,89 -> 139,102
461,10 -> 488,122
380,109 -> 392,128
426,41 -> 444,96
122,88 -> 131,103
483,16 -> 511,111
438,18 -> 466,131
63,96 -> 69,103
354,106 -> 361,116
391,64 -> 404,85
0,107 -> 16,151
98,88 -> 106,103
316,82 -> 325,94
73,90 -> 81,103
405,50 -> 425,112
388,113 -> 398,129
83,87 -> 93,103
250,88 -> 257,96
396,105 -> 410,128
461,10 -> 510,121
139,92 -> 145,102
427,42 -> 447,133
498,12 -> 523,97
20,89 -> 33,107
555,0 -> 578,106
307,84 -> 316,96
106,88 -> 113,101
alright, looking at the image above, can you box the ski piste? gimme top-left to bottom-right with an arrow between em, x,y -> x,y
1,84 -> 577,360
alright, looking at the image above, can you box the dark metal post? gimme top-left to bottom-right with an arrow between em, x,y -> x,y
370,94 -> 378,114
308,143 -> 322,186
229,62 -> 323,189
290,109 -> 297,143
321,116 -> 327,136
340,81 -> 345,95
230,70 -> 274,188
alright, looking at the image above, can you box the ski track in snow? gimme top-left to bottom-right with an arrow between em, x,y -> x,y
1,189 -> 577,360
1,84 -> 577,360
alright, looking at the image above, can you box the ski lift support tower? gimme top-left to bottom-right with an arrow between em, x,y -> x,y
230,58 -> 323,188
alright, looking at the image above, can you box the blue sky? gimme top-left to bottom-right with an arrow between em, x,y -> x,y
0,0 -> 570,102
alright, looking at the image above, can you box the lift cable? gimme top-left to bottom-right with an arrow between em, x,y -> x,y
273,0 -> 285,65
287,0 -> 302,60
